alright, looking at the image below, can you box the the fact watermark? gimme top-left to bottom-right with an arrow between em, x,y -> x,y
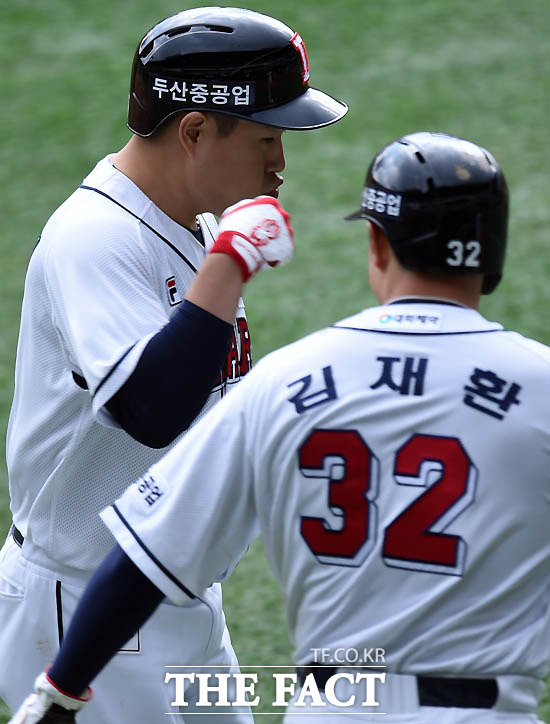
310,647 -> 386,665
164,648 -> 387,714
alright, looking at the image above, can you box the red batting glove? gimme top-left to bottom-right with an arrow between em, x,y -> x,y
210,196 -> 295,281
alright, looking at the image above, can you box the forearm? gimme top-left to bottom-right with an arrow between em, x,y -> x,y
185,253 -> 245,323
48,545 -> 165,696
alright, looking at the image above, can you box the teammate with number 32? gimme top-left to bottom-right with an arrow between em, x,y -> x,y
9,134 -> 549,724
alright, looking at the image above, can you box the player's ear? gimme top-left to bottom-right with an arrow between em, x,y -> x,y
178,112 -> 209,156
367,221 -> 391,271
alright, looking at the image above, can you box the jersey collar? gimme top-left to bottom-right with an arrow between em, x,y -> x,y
387,295 -> 469,308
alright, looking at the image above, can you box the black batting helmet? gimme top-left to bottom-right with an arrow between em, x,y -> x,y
128,7 -> 348,136
346,132 -> 509,294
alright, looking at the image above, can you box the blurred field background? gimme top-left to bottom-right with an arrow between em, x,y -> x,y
0,0 -> 549,720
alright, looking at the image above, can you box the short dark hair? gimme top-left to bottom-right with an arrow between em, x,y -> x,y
211,112 -> 240,138
149,111 -> 240,140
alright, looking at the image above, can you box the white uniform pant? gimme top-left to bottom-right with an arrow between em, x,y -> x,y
285,712 -> 545,724
0,534 -> 253,723
283,668 -> 546,724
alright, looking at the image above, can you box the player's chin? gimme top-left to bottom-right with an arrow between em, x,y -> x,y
264,187 -> 280,199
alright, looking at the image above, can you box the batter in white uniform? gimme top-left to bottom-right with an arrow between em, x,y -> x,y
0,7 -> 347,723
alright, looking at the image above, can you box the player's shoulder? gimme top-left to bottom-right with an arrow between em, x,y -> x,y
251,303 -> 550,385
334,302 -> 550,367
332,302 -> 504,335
253,308 -> 390,378
38,157 -> 150,261
251,325 -> 342,381
499,329 -> 550,369
332,306 -> 380,330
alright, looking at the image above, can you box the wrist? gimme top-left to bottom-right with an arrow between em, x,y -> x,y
185,253 -> 244,324
209,231 -> 261,282
44,671 -> 92,704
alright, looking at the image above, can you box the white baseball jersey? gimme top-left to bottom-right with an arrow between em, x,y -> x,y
6,155 -> 251,572
103,300 -> 550,679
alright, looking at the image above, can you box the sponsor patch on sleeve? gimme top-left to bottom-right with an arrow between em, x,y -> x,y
134,473 -> 164,508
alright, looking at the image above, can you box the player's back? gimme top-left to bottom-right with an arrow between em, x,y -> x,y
252,300 -> 550,678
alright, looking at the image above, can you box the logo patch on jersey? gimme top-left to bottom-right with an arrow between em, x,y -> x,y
166,276 -> 182,306
376,311 -> 442,331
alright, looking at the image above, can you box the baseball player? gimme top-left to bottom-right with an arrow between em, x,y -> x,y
9,132 -> 549,724
0,7 -> 347,723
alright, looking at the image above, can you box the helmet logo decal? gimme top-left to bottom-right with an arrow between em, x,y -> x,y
362,187 -> 402,217
291,33 -> 310,84
152,77 -> 255,107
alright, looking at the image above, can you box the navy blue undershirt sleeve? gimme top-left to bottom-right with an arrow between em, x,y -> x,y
48,545 -> 165,696
105,300 -> 233,448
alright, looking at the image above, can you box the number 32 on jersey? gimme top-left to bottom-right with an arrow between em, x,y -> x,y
299,431 -> 477,576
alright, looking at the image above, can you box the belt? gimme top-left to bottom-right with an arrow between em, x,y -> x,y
296,665 -> 499,709
10,524 -> 24,548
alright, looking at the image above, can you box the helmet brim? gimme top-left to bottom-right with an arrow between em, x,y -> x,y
245,87 -> 348,130
344,208 -> 367,221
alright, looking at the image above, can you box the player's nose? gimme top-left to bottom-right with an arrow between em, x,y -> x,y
268,136 -> 286,174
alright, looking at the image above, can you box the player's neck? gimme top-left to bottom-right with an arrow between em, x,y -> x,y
113,137 -> 199,230
377,273 -> 483,310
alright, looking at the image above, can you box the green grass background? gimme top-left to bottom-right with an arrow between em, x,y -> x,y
1,0 -> 549,720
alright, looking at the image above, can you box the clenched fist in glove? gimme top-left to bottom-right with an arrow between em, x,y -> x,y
210,196 -> 294,281
8,672 -> 91,724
